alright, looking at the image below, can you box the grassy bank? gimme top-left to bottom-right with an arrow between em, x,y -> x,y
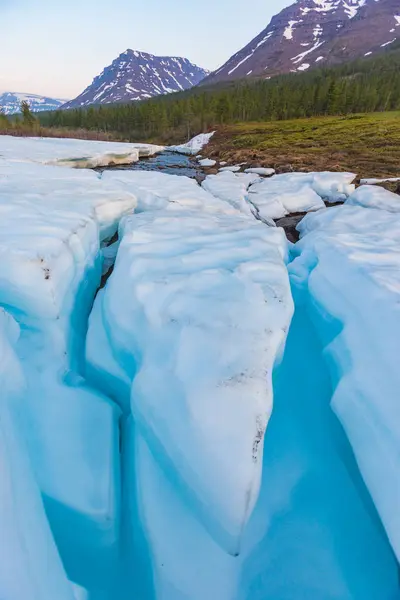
206,112 -> 400,179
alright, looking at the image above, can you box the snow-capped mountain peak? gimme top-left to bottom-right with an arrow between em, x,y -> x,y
62,49 -> 209,109
204,0 -> 398,84
297,0 -> 367,20
0,92 -> 67,115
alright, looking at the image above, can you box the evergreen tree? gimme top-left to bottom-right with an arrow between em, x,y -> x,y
21,101 -> 37,127
38,45 -> 400,140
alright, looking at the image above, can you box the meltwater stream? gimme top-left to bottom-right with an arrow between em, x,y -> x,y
101,151 -> 204,180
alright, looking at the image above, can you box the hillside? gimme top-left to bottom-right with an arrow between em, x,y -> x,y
62,50 -> 208,109
0,92 -> 67,115
39,46 -> 400,144
203,0 -> 400,84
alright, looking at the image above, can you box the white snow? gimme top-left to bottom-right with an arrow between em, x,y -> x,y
245,167 -> 276,176
381,39 -> 396,47
248,173 -> 324,219
247,171 -> 356,220
201,170 -> 260,216
283,20 -> 299,40
87,206 -> 293,556
290,200 -> 400,563
360,177 -> 400,185
101,169 -> 239,215
199,158 -> 217,167
169,132 -> 215,155
218,165 -> 242,172
346,184 -> 400,212
228,53 -> 254,75
0,135 -> 163,168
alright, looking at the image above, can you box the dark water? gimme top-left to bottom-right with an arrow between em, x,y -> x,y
107,151 -> 203,179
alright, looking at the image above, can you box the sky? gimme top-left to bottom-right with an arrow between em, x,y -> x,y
0,0 -> 291,99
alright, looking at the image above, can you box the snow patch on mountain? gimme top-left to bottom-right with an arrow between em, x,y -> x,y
63,50 -> 208,109
203,0 -> 399,84
0,92 -> 67,115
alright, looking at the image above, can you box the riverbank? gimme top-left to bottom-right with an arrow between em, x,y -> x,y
204,112 -> 400,181
3,110 -> 400,183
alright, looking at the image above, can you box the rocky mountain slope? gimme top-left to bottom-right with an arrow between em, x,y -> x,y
62,50 -> 208,109
0,92 -> 67,115
203,0 -> 400,84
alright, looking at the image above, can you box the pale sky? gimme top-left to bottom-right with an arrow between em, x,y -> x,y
0,0 -> 291,99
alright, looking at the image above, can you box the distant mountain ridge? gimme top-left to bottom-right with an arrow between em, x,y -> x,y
62,50 -> 209,109
203,0 -> 400,85
0,92 -> 67,115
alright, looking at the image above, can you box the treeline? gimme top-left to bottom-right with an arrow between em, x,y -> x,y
0,101 -> 45,134
35,45 -> 400,142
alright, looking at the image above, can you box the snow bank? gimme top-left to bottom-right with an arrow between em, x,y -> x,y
0,134 -> 163,168
87,208 -> 293,556
360,177 -> 400,185
248,171 -> 356,219
102,169 -> 240,215
311,171 -> 356,202
245,167 -> 276,176
290,203 -> 400,562
346,184 -> 400,212
199,158 -> 217,167
219,165 -> 241,172
201,170 -> 260,216
169,131 -> 215,155
249,173 -> 325,219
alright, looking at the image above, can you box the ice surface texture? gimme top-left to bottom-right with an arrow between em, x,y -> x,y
290,197 -> 400,562
0,134 -> 164,168
87,198 -> 293,555
248,171 -> 356,219
1,133 -> 399,599
0,144 -> 142,597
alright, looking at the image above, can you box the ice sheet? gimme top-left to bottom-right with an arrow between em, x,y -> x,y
290,203 -> 400,562
248,171 -> 355,219
0,134 -> 163,168
201,170 -> 260,215
0,309 -> 75,600
346,184 -> 400,212
87,207 -> 293,555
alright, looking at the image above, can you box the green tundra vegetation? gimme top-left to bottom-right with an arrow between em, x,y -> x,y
35,44 -> 400,142
205,112 -> 400,179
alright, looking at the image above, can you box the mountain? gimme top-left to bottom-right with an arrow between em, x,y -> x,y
0,92 -> 67,115
203,0 -> 400,85
62,50 -> 208,109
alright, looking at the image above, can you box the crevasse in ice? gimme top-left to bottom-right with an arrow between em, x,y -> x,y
0,134 -> 399,600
